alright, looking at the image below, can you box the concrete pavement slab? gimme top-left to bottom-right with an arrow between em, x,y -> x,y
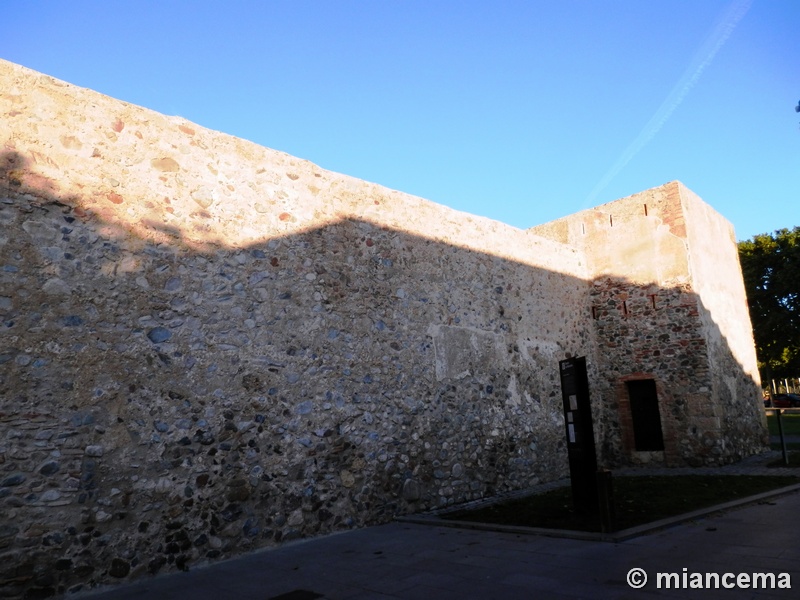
78,487 -> 799,599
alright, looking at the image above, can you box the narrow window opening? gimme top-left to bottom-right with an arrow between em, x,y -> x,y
591,306 -> 599,319
622,300 -> 629,316
626,379 -> 665,451
648,294 -> 657,309
609,214 -> 613,227
581,222 -> 586,235
643,203 -> 648,216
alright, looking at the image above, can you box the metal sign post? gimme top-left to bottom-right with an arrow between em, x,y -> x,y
559,356 -> 599,515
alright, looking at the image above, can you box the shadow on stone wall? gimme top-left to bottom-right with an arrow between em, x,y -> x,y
0,150 -> 767,597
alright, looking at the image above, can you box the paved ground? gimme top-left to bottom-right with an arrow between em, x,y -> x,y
80,451 -> 799,600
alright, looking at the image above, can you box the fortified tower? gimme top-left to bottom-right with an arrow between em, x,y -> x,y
532,184 -> 765,466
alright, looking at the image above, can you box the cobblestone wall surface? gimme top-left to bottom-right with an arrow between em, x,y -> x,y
1,60 -> 597,597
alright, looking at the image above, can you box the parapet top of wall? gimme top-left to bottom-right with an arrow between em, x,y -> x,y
529,181 -> 732,287
0,59 -> 584,278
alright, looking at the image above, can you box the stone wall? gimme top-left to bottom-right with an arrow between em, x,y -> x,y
0,59 -> 767,598
680,185 -> 767,457
0,60 -> 595,597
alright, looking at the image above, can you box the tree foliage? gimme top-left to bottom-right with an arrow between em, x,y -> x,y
738,227 -> 800,380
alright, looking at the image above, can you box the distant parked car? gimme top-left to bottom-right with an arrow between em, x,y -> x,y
770,394 -> 800,408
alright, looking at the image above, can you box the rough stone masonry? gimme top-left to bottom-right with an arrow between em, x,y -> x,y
0,59 -> 767,598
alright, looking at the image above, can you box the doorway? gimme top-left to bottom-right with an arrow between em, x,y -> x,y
626,379 -> 664,451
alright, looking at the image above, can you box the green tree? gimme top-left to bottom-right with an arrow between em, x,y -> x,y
738,227 -> 800,382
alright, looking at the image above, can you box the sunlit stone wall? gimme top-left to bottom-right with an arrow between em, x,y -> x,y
1,60 -> 597,597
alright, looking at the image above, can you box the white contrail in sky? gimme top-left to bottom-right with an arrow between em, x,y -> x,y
583,0 -> 752,207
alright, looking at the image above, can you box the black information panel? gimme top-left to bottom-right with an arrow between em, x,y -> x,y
558,356 -> 598,514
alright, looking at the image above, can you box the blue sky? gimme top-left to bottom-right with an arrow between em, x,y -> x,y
2,0 -> 798,241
